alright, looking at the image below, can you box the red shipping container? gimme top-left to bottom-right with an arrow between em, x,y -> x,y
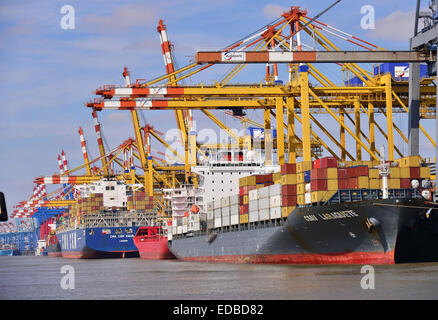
410,167 -> 420,179
337,168 -> 348,179
313,157 -> 338,169
239,204 -> 249,214
400,178 -> 411,189
311,168 -> 328,180
239,195 -> 244,205
338,179 -> 349,189
356,166 -> 369,176
264,182 -> 274,187
348,177 -> 359,189
282,195 -> 297,207
281,163 -> 296,174
281,184 -> 297,195
248,185 -> 257,191
311,179 -> 327,191
239,187 -> 244,196
255,175 -> 265,183
347,166 -> 357,177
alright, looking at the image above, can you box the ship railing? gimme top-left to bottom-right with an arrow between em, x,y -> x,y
322,188 -> 422,205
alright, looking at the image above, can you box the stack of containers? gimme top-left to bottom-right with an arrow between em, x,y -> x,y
213,198 -> 222,228
221,196 -> 230,227
182,213 -> 188,233
128,192 -> 153,210
238,175 -> 256,224
206,201 -> 214,229
248,188 -> 258,222
296,161 -> 312,205
230,195 -> 239,225
258,185 -> 270,221
347,164 -> 369,189
310,157 -> 339,203
280,163 -> 297,218
269,184 -> 282,219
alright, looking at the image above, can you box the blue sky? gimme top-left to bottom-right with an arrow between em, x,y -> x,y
0,0 -> 433,213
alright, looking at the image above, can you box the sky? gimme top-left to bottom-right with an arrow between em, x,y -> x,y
0,0 -> 434,214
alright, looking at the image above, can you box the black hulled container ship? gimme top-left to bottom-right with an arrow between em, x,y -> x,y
167,153 -> 438,264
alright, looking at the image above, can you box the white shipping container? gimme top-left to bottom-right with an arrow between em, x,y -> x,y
258,186 -> 270,199
221,196 -> 230,207
269,183 -> 282,196
230,205 -> 239,216
258,197 -> 270,210
259,208 -> 270,221
207,202 -> 214,211
221,206 -> 230,216
249,189 -> 258,201
172,226 -> 177,235
270,207 -> 281,219
182,217 -> 188,225
305,192 -> 312,204
177,226 -> 182,234
214,217 -> 222,228
193,222 -> 200,231
230,215 -> 239,225
229,194 -> 239,206
189,214 -> 200,222
182,225 -> 188,233
249,211 -> 259,222
269,195 -> 282,207
214,199 -> 222,209
207,211 -> 214,220
249,200 -> 258,211
222,215 -> 230,226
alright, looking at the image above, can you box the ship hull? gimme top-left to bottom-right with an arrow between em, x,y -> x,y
133,236 -> 176,260
47,242 -> 62,257
169,198 -> 438,264
58,226 -> 140,259
0,249 -> 13,256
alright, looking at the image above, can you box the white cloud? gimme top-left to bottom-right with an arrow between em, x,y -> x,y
81,4 -> 157,33
263,4 -> 288,19
369,9 -> 426,41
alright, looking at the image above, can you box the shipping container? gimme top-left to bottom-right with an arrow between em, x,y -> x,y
280,163 -> 296,174
270,207 -> 281,219
297,161 -> 312,173
282,206 -> 295,218
259,208 -> 270,221
258,186 -> 270,199
269,183 -> 282,196
281,173 -> 297,185
258,197 -> 270,210
282,184 -> 297,195
270,195 -> 282,207
249,211 -> 259,223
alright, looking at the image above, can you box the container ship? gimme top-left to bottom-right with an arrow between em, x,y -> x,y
56,177 -> 157,259
167,153 -> 438,264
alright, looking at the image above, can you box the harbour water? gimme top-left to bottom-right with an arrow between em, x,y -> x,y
1,256 -> 438,300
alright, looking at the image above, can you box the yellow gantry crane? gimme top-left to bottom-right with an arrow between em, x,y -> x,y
85,5 -> 436,200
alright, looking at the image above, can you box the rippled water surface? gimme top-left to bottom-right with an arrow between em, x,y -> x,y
1,256 -> 437,300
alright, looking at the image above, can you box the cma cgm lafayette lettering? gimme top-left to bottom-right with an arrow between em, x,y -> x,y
167,152 -> 438,264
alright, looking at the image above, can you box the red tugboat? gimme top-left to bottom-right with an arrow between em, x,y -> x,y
133,224 -> 175,260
